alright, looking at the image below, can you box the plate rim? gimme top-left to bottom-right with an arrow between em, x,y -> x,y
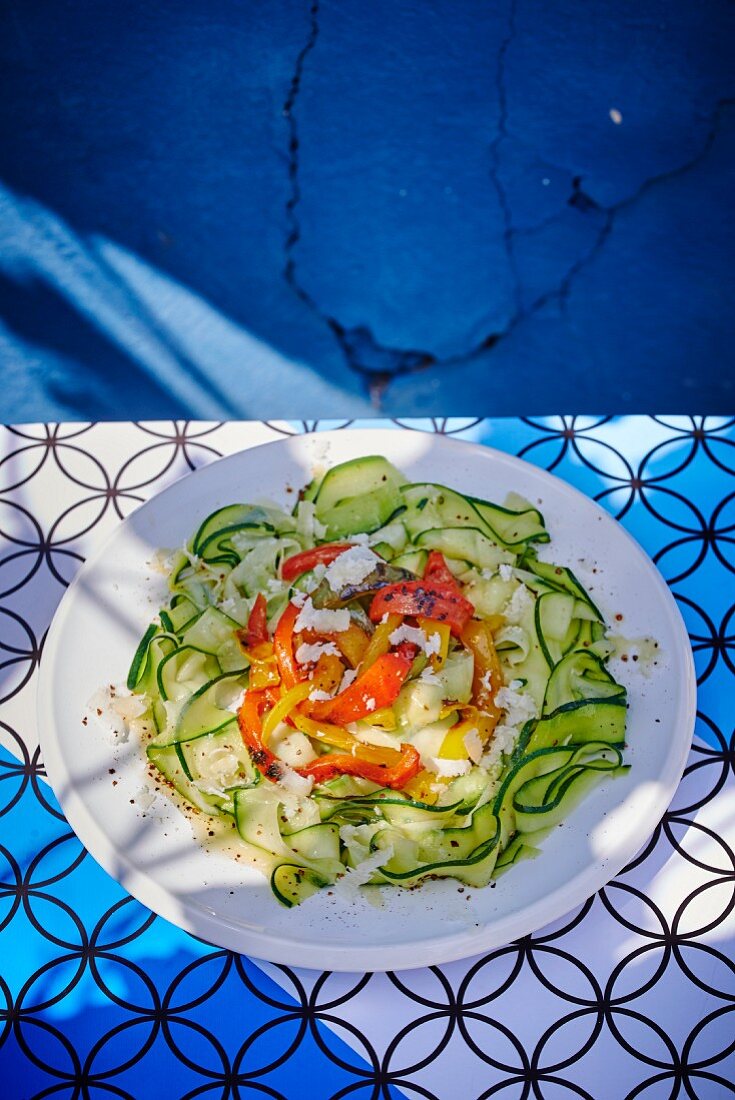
37,427 -> 697,971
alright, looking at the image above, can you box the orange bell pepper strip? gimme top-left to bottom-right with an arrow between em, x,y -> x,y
369,581 -> 474,637
308,648 -> 414,725
461,620 -> 504,725
237,689 -> 286,781
281,543 -> 353,581
273,602 -> 305,690
299,742 -> 420,790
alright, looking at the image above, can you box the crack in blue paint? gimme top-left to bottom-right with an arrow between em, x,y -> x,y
280,2 -> 734,408
488,0 -> 522,316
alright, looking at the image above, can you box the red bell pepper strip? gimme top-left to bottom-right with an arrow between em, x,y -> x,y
299,743 -> 421,790
309,649 -> 414,725
369,580 -> 474,637
273,601 -> 306,689
424,550 -> 465,594
244,593 -> 269,647
281,543 -> 353,581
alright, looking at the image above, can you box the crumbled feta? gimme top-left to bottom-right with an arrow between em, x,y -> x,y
498,563 -> 514,582
503,582 -> 534,625
339,667 -> 358,693
347,532 -> 370,546
424,757 -> 472,778
480,723 -> 518,769
290,589 -> 308,608
419,666 -> 442,685
480,669 -> 493,694
324,545 -> 379,593
267,578 -> 284,593
294,597 -> 350,633
364,697 -> 376,712
308,688 -> 334,702
463,728 -> 484,764
509,678 -> 524,691
495,684 -> 537,727
388,623 -> 441,657
295,640 -> 340,665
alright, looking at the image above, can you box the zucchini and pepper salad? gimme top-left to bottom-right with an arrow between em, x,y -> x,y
127,456 -> 628,907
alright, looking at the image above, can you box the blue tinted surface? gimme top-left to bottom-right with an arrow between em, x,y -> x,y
0,1 -> 734,420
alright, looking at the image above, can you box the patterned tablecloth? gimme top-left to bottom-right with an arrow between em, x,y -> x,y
1,417 -> 733,1099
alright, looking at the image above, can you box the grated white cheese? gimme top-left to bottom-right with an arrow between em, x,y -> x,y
290,589 -> 308,608
463,728 -> 484,764
498,563 -> 514,582
277,766 -> 313,797
364,697 -> 377,712
480,669 -> 493,694
347,532 -> 370,546
388,623 -> 441,657
294,597 -> 350,634
424,757 -> 472,778
295,640 -> 340,665
324,545 -> 379,593
334,844 -> 394,897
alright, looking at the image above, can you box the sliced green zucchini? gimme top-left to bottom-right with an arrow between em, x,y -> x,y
314,456 -> 406,512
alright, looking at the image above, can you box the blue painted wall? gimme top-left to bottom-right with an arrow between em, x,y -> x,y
0,0 -> 733,420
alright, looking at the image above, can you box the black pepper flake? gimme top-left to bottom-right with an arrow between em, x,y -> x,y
82,717 -> 88,726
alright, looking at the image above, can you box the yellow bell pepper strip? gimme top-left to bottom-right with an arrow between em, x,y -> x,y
402,769 -> 440,805
308,652 -> 345,697
460,620 -> 504,725
273,602 -> 305,690
357,613 -> 402,673
328,621 -> 371,667
299,742 -> 420,790
247,642 -> 282,691
292,713 -> 403,764
417,616 -> 451,670
439,706 -> 499,759
261,681 -> 313,744
364,706 -> 396,730
309,648 -> 414,725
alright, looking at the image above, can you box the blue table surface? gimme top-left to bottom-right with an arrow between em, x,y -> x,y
1,416 -> 734,1098
1,1 -> 735,422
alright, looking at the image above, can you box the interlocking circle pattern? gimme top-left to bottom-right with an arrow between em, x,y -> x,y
0,417 -> 733,1098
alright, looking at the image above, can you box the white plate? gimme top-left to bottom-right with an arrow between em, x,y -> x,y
38,429 -> 696,971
